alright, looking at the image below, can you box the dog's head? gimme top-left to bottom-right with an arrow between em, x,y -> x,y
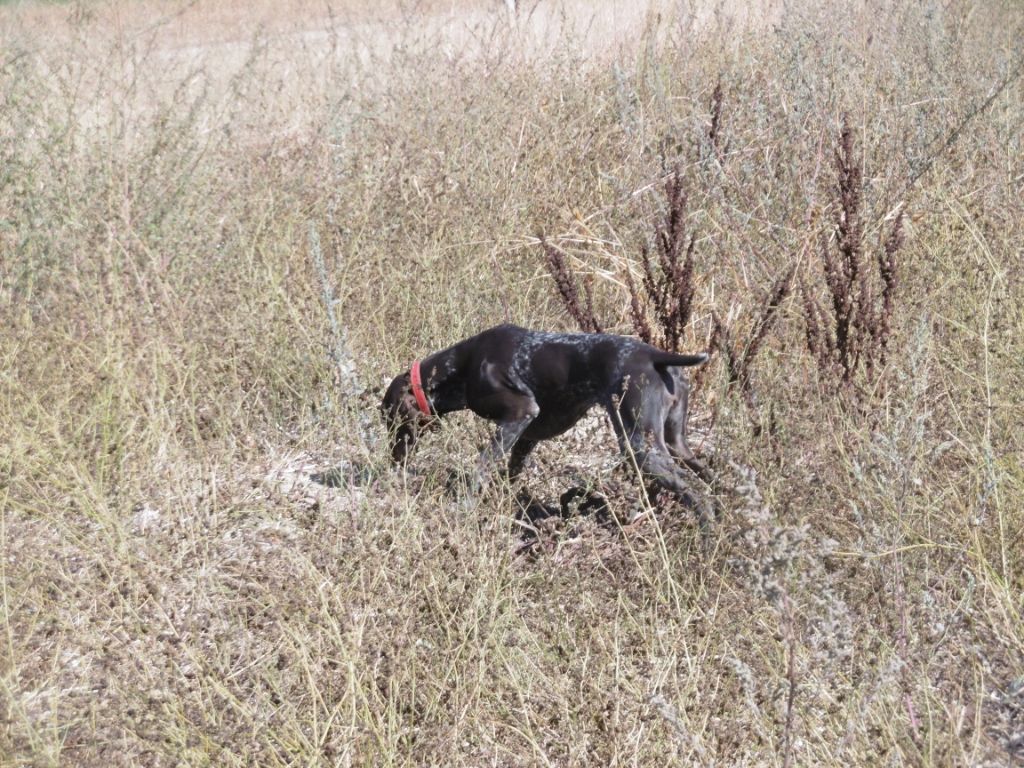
380,371 -> 435,463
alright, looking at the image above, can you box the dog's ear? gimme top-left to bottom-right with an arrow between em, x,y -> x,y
380,373 -> 409,423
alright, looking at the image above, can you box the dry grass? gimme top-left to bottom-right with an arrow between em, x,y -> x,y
2,0 -> 1023,765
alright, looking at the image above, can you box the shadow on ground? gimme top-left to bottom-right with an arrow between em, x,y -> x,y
310,460 -> 376,488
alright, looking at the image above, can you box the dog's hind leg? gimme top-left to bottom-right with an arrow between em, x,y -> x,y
606,384 -> 712,523
662,371 -> 715,486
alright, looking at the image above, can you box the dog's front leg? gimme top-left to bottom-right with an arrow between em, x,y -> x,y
470,416 -> 536,496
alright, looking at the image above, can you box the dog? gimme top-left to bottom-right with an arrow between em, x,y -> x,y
381,324 -> 713,514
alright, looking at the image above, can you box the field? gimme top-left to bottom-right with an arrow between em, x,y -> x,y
1,0 -> 1022,765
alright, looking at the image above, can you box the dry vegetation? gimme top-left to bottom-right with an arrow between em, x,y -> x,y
2,0 -> 1023,765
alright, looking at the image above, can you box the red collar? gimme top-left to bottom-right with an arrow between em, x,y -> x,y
410,360 -> 431,415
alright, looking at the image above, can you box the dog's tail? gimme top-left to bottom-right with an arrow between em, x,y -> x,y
651,351 -> 709,368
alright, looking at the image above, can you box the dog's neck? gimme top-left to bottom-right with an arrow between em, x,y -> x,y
417,345 -> 468,415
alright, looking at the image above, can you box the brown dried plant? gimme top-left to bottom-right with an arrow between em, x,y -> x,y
708,78 -> 727,162
539,234 -> 603,333
803,117 -> 904,390
711,262 -> 796,411
543,139 -> 793,429
540,165 -> 697,350
627,164 -> 697,353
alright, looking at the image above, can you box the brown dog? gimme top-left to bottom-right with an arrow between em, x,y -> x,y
382,324 -> 712,511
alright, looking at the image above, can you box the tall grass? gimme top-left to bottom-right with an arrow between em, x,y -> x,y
2,0 -> 1022,765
